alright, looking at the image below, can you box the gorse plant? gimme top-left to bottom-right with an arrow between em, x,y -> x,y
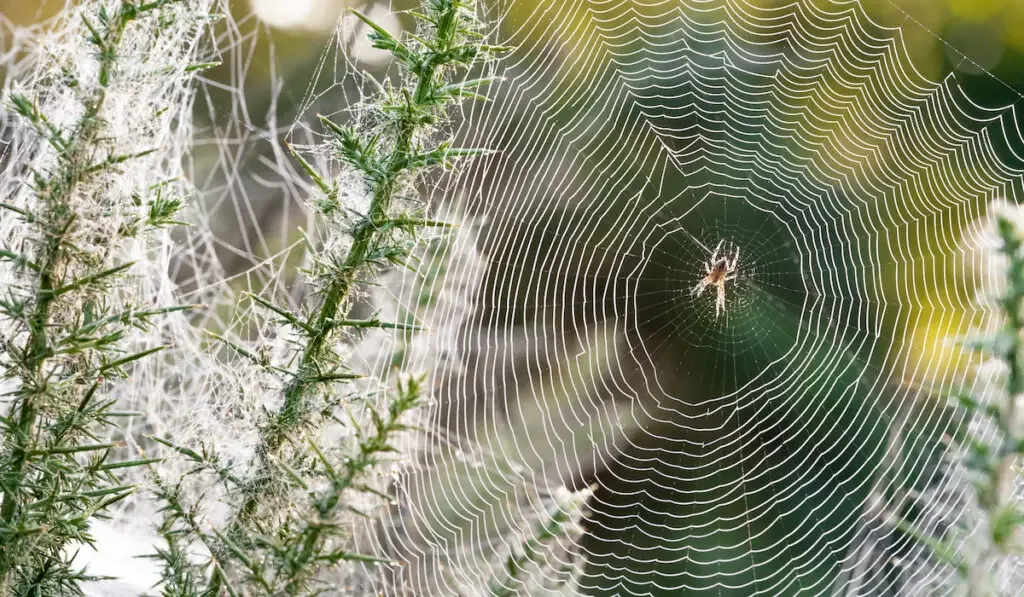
148,1 -> 509,594
905,207 -> 1024,596
0,0 -> 595,593
0,0 -> 212,594
486,486 -> 593,597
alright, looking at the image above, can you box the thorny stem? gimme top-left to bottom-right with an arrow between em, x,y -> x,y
486,488 -> 591,597
998,217 -> 1024,415
151,471 -> 242,597
279,379 -> 420,594
0,3 -> 144,586
0,0 -> 189,590
164,3 -> 503,592
232,5 -> 461,532
967,216 -> 1024,597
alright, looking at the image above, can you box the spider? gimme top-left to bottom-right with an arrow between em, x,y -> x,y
691,241 -> 739,317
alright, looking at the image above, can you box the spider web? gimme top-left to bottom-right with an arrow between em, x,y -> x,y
373,0 -> 1024,595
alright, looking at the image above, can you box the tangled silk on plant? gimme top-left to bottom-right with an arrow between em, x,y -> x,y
0,0 -> 215,594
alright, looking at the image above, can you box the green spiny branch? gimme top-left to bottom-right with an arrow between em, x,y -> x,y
909,211 -> 1024,596
153,1 -> 505,594
230,0 -> 499,537
0,0 -> 198,592
486,487 -> 592,597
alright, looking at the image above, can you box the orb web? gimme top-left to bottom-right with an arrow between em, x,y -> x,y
376,0 -> 1024,594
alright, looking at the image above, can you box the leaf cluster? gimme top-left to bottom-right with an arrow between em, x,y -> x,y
150,375 -> 425,596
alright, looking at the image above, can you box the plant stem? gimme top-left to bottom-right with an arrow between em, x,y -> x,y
967,216 -> 1024,597
0,4 -> 128,581
233,13 -> 453,532
157,3 -> 504,592
0,0 -> 193,590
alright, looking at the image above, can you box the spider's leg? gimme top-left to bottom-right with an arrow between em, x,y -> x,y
693,279 -> 708,296
716,284 -> 725,317
705,263 -> 712,274
724,273 -> 737,282
731,246 -> 740,268
711,240 -> 722,263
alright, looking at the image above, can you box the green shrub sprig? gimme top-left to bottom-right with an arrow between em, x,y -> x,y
0,0 -> 203,593
150,1 -> 506,594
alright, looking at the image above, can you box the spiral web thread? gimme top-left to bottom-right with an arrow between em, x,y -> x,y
359,0 -> 1024,594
